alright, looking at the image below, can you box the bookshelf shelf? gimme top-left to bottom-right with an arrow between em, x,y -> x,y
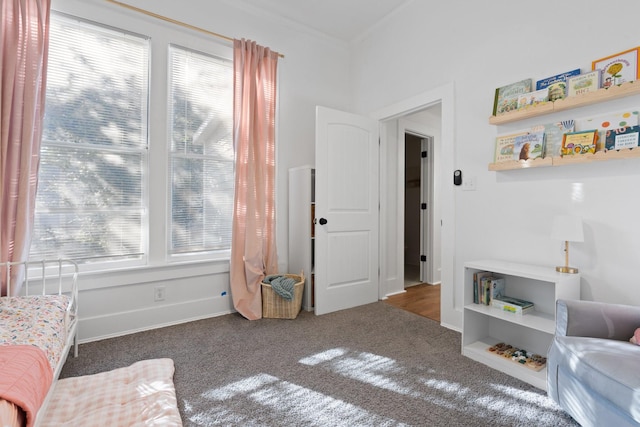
489,147 -> 640,170
461,260 -> 580,390
488,81 -> 640,171
489,80 -> 640,125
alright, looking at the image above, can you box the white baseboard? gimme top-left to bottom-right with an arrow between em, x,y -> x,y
77,296 -> 234,343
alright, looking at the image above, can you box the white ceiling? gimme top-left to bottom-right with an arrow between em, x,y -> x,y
236,0 -> 413,43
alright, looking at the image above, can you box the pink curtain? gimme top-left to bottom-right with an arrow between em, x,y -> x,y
230,39 -> 279,320
0,0 -> 50,296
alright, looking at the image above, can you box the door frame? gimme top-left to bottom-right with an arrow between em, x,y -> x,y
371,82 -> 458,330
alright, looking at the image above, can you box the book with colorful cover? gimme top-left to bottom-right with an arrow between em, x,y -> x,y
548,81 -> 568,101
531,120 -> 575,158
492,298 -> 534,314
492,295 -> 534,314
473,271 -> 493,304
576,110 -> 639,151
487,278 -> 505,305
517,88 -> 549,109
536,69 -> 581,90
493,78 -> 533,116
561,130 -> 598,155
605,125 -> 640,150
494,131 -> 527,163
567,70 -> 601,97
513,131 -> 545,161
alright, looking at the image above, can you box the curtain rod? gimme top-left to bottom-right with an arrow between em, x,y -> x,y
105,0 -> 284,58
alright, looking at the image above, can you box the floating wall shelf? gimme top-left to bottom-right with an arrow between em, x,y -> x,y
489,81 -> 640,125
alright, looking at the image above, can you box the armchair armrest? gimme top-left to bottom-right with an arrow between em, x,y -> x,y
556,299 -> 640,341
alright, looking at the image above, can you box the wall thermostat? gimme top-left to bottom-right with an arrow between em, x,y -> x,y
454,170 -> 462,186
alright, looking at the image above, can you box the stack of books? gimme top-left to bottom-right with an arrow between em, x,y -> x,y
472,271 -> 505,305
491,296 -> 534,314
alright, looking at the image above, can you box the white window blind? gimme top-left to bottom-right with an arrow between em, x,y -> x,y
168,45 -> 234,255
30,13 -> 149,263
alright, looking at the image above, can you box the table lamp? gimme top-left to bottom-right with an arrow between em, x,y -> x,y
550,215 -> 584,274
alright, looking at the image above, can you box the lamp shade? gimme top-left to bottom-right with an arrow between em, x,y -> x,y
551,215 -> 584,242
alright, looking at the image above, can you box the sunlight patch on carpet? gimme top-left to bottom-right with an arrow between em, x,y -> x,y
295,348 -> 569,426
190,373 -> 408,427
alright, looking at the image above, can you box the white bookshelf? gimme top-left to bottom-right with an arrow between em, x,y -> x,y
461,260 -> 580,390
288,166 -> 315,311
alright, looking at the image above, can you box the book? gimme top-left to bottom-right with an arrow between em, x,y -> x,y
492,296 -> 534,314
493,78 -> 533,116
513,131 -> 545,161
516,88 -> 549,109
547,81 -> 568,101
536,69 -> 581,90
494,131 -> 527,163
474,271 -> 494,304
531,120 -> 574,158
593,47 -> 640,87
576,110 -> 639,151
605,125 -> 640,150
567,70 -> 601,97
487,277 -> 505,305
561,130 -> 598,155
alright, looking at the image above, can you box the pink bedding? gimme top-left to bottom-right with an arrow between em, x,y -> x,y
0,295 -> 71,370
42,358 -> 183,426
0,345 -> 53,427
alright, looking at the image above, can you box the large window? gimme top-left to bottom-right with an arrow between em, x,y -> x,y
30,12 -> 236,268
168,46 -> 234,256
30,14 -> 149,264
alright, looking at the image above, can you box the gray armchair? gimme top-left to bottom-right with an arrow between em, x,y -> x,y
547,299 -> 640,426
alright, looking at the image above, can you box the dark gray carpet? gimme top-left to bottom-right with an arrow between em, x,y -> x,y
60,302 -> 578,426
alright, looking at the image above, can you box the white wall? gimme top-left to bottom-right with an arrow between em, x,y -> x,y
354,0 -> 640,329
52,0 -> 352,341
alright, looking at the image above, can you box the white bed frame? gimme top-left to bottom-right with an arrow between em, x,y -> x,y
1,259 -> 79,426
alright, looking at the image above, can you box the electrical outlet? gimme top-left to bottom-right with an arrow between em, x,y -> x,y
154,286 -> 166,302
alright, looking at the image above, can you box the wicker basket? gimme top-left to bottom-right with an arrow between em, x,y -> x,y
261,273 -> 305,319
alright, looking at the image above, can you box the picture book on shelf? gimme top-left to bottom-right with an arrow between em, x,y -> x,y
491,295 -> 534,314
561,130 -> 598,155
493,78 -> 533,116
576,110 -> 640,151
472,271 -> 493,304
531,120 -> 574,158
513,131 -> 545,161
593,47 -> 640,87
517,89 -> 548,109
536,69 -> 581,90
567,70 -> 601,97
494,131 -> 527,163
473,274 -> 505,306
548,81 -> 568,101
605,125 -> 640,150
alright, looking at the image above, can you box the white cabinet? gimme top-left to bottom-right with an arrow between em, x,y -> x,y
462,260 -> 580,390
288,166 -> 314,311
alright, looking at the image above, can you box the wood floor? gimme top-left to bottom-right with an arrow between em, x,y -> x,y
384,283 -> 440,322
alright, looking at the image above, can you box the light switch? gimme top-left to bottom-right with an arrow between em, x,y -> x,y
462,176 -> 476,191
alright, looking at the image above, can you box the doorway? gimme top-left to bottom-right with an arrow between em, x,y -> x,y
374,82 -> 455,329
396,106 -> 442,322
404,132 -> 430,288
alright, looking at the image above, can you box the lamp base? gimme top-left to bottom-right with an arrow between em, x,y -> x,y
556,266 -> 579,274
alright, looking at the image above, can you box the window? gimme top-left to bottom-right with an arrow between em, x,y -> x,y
30,14 -> 149,264
168,46 -> 234,256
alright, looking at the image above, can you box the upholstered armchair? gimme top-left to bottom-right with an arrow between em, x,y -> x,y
547,299 -> 640,427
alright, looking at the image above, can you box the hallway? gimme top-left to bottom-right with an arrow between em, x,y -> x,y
384,283 -> 440,322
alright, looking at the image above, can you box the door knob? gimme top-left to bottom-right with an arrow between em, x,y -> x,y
319,218 -> 328,225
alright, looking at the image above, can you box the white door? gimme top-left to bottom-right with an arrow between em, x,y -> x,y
314,106 -> 379,315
